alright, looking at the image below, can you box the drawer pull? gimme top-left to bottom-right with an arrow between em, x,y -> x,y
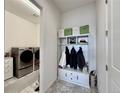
65,73 -> 67,77
77,76 -> 79,80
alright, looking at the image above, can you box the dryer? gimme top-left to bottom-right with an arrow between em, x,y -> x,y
33,47 -> 40,71
11,47 -> 33,78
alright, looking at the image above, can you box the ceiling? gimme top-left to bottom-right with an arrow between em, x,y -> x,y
53,0 -> 96,13
5,0 -> 40,24
5,0 -> 96,23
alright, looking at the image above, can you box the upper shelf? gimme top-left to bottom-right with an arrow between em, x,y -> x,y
58,43 -> 88,46
58,33 -> 89,39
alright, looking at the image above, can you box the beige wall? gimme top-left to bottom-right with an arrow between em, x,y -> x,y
36,24 -> 40,46
5,10 -> 40,53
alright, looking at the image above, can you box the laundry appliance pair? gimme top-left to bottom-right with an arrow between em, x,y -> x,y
11,47 -> 40,78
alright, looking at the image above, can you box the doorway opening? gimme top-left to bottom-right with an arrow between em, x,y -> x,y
4,0 -> 42,93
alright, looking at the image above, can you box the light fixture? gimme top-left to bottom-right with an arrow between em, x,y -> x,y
23,0 -> 40,16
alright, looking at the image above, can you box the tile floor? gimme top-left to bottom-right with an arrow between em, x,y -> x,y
20,81 -> 39,93
4,77 -> 18,87
46,80 -> 98,93
20,80 -> 98,93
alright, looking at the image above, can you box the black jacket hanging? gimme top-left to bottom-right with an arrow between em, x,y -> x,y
65,46 -> 70,66
70,47 -> 77,69
77,47 -> 86,71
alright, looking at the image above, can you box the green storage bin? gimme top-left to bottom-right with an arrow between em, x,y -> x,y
80,25 -> 89,34
64,28 -> 72,36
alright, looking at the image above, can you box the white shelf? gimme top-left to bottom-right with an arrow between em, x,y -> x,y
59,67 -> 89,74
58,43 -> 88,46
58,33 -> 89,38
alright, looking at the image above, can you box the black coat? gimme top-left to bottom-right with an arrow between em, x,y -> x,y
65,46 -> 70,66
70,47 -> 77,69
77,47 -> 86,70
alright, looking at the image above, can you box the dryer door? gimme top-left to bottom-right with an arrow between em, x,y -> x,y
20,50 -> 33,69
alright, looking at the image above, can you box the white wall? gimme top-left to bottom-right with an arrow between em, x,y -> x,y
61,3 -> 96,71
96,0 -> 107,93
5,10 -> 39,53
35,0 -> 61,93
36,24 -> 40,46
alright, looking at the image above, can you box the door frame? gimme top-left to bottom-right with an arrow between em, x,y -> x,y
107,0 -> 120,93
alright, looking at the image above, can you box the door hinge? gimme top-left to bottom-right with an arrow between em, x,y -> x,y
106,30 -> 108,36
105,0 -> 108,4
106,65 -> 108,71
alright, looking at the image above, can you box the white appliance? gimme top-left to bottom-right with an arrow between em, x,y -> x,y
4,57 -> 13,80
58,68 -> 90,88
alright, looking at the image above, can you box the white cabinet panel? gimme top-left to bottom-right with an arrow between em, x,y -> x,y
4,57 -> 13,80
58,69 -> 68,81
73,27 -> 79,36
58,68 -> 89,88
58,29 -> 64,37
76,73 -> 89,88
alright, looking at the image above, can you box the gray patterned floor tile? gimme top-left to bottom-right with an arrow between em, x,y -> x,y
46,80 -> 98,93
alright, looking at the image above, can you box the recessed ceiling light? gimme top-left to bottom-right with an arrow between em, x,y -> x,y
23,0 -> 40,16
33,13 -> 39,17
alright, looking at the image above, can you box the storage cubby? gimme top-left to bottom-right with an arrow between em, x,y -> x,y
58,38 -> 67,46
58,34 -> 89,46
67,37 -> 76,44
58,26 -> 90,88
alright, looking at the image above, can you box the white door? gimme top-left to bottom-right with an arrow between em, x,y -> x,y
108,0 -> 120,93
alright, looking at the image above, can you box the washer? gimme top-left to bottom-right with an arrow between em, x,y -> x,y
11,47 -> 33,78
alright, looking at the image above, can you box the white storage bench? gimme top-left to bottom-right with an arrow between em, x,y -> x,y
58,68 -> 90,88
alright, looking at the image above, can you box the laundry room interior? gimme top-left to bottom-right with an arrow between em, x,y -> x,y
4,0 -> 40,93
4,0 -> 120,93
